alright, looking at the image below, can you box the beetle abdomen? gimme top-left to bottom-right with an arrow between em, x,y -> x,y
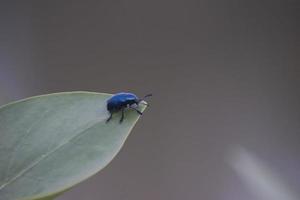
107,92 -> 138,112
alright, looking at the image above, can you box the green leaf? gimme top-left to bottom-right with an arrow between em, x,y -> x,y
0,92 -> 146,200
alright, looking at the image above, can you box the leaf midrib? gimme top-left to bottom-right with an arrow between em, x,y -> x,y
0,117 -> 105,193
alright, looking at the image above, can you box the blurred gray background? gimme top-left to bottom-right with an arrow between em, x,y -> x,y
0,0 -> 299,200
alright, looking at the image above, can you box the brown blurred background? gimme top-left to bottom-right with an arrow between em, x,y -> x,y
0,1 -> 299,200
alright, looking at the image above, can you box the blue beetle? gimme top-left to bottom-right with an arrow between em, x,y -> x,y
106,92 -> 152,123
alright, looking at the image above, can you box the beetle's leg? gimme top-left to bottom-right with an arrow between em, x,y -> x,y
106,112 -> 113,123
131,107 -> 143,115
120,108 -> 125,123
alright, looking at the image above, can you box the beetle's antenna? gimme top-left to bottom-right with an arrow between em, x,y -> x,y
143,94 -> 152,98
139,94 -> 152,106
